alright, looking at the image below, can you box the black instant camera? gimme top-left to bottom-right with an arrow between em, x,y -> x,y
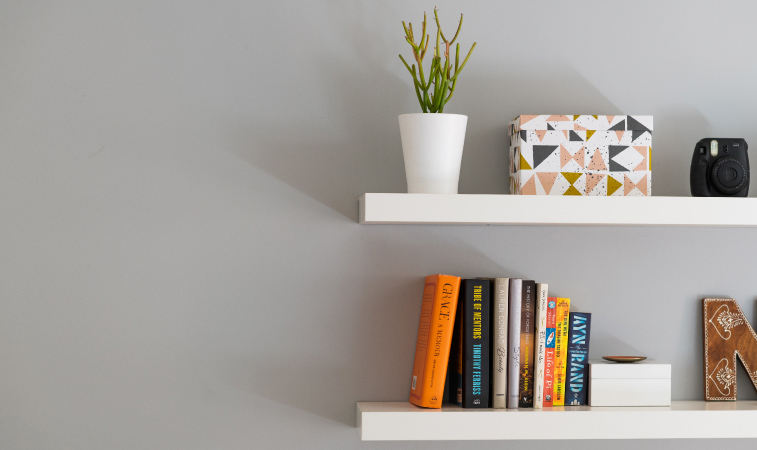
690,138 -> 749,197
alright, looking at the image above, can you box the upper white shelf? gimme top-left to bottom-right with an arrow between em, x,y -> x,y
359,193 -> 757,226
357,401 -> 757,441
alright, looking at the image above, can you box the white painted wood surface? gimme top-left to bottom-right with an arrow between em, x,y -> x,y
357,401 -> 757,440
588,379 -> 671,407
588,362 -> 672,407
359,193 -> 757,226
590,361 -> 671,379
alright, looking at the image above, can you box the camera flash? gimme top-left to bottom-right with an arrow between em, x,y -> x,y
710,139 -> 719,157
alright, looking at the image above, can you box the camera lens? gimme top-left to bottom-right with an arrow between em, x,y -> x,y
711,156 -> 748,194
723,168 -> 738,182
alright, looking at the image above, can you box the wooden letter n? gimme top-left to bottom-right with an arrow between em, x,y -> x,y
703,298 -> 757,400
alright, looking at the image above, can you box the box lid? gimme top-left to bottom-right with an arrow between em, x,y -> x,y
589,361 -> 671,379
511,115 -> 653,132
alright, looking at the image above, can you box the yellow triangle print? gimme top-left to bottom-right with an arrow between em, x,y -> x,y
586,130 -> 596,141
573,115 -> 580,121
561,172 -> 582,186
592,115 -> 598,119
648,147 -> 652,170
520,153 -> 532,170
607,176 -> 622,196
563,186 -> 582,196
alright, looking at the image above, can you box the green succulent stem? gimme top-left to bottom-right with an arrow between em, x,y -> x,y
400,8 -> 475,113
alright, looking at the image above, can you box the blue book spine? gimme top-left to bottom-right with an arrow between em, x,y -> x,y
565,312 -> 591,406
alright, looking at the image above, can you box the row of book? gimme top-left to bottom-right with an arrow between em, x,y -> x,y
409,274 -> 592,409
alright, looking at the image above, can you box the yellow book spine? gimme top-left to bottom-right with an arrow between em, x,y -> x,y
552,297 -> 571,406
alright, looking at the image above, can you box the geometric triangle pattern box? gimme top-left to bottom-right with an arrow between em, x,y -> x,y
509,115 -> 652,196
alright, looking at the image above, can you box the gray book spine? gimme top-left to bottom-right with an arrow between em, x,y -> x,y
507,279 -> 522,409
491,278 -> 509,409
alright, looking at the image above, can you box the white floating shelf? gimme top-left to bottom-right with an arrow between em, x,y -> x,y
359,193 -> 757,226
357,401 -> 757,441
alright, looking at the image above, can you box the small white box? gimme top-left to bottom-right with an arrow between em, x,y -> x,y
589,361 -> 671,407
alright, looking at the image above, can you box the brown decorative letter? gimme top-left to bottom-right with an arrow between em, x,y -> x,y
703,298 -> 757,400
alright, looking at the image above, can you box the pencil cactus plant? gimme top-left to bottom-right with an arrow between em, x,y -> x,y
399,8 -> 476,113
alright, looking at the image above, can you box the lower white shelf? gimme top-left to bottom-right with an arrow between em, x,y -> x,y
357,401 -> 757,440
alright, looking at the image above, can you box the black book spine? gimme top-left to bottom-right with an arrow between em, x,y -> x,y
462,279 -> 490,408
518,280 -> 536,407
483,278 -> 496,407
449,293 -> 463,407
565,312 -> 592,406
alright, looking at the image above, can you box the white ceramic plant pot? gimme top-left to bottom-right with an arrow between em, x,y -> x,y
399,113 -> 468,194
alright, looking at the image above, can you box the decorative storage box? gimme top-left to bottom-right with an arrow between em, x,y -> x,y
588,361 -> 671,407
509,115 -> 653,196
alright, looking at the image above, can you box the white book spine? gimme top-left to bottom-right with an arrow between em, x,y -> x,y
533,283 -> 549,409
507,279 -> 522,409
491,278 -> 509,409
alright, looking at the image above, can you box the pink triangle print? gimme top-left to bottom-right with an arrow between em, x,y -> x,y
624,174 -> 634,196
615,130 -> 625,143
636,173 -> 648,195
521,174 -> 537,195
634,146 -> 648,171
585,173 -> 605,194
560,145 -> 571,168
536,172 -> 558,195
575,146 -> 585,168
587,148 -> 607,171
536,130 -> 547,142
624,173 -> 649,196
560,144 -> 585,169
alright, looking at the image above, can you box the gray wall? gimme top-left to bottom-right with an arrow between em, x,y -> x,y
2,0 -> 757,448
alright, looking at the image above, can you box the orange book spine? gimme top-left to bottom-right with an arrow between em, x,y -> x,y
543,297 -> 557,407
409,274 -> 461,408
552,297 -> 571,406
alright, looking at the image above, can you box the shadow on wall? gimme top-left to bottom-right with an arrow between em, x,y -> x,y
225,230 -> 516,427
458,65 -> 712,197
230,0 -> 640,220
228,1 -> 407,222
233,60 -> 630,219
230,0 -> 719,224
590,331 -> 645,358
647,105 -> 710,196
455,63 -> 620,195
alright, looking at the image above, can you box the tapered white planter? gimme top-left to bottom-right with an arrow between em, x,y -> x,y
399,113 -> 468,194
